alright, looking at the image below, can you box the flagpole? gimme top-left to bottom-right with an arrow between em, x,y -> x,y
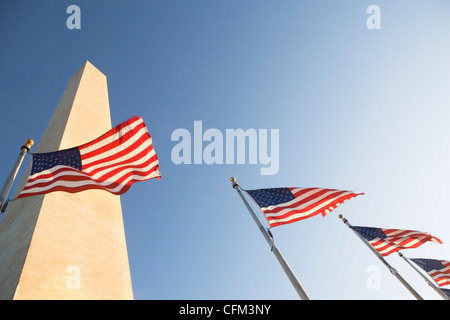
338,215 -> 423,300
230,177 -> 310,300
398,252 -> 449,300
0,139 -> 34,213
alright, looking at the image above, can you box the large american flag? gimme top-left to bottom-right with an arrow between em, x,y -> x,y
351,226 -> 442,256
410,258 -> 450,287
18,116 -> 160,198
245,187 -> 363,227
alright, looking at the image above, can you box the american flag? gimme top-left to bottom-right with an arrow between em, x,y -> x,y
410,258 -> 450,287
18,116 -> 160,198
351,226 -> 442,256
245,187 -> 363,227
441,288 -> 450,298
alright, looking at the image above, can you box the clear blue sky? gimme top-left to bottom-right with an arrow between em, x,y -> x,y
1,0 -> 450,300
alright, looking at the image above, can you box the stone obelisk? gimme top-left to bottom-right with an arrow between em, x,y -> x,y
0,61 -> 133,299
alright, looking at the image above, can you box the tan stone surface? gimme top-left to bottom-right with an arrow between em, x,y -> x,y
0,61 -> 133,299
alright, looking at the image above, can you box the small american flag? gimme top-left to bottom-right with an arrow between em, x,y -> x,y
410,258 -> 450,287
441,288 -> 450,298
18,116 -> 160,198
245,187 -> 363,227
351,226 -> 442,256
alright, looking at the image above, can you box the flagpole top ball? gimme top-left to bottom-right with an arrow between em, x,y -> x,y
338,214 -> 343,219
230,177 -> 236,183
230,177 -> 238,188
21,139 -> 34,152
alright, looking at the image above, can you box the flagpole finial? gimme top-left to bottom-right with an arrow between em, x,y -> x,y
21,139 -> 34,152
338,214 -> 348,224
0,138 -> 34,213
230,177 -> 238,188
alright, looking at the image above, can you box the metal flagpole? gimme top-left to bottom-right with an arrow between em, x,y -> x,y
230,177 -> 311,300
338,214 -> 423,300
0,139 -> 34,213
398,252 -> 449,300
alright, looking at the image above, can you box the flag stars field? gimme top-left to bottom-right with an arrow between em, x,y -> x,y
31,148 -> 82,174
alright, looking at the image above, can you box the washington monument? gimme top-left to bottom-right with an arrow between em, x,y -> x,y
0,61 -> 134,299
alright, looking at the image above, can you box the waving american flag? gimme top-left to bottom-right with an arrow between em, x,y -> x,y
246,187 -> 363,227
410,258 -> 450,287
18,116 -> 160,198
351,226 -> 442,256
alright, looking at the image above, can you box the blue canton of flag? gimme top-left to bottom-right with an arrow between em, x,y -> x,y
31,148 -> 82,175
351,226 -> 387,241
411,259 -> 446,273
247,188 -> 294,208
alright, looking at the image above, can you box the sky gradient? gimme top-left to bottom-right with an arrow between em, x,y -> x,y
1,1 -> 450,300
